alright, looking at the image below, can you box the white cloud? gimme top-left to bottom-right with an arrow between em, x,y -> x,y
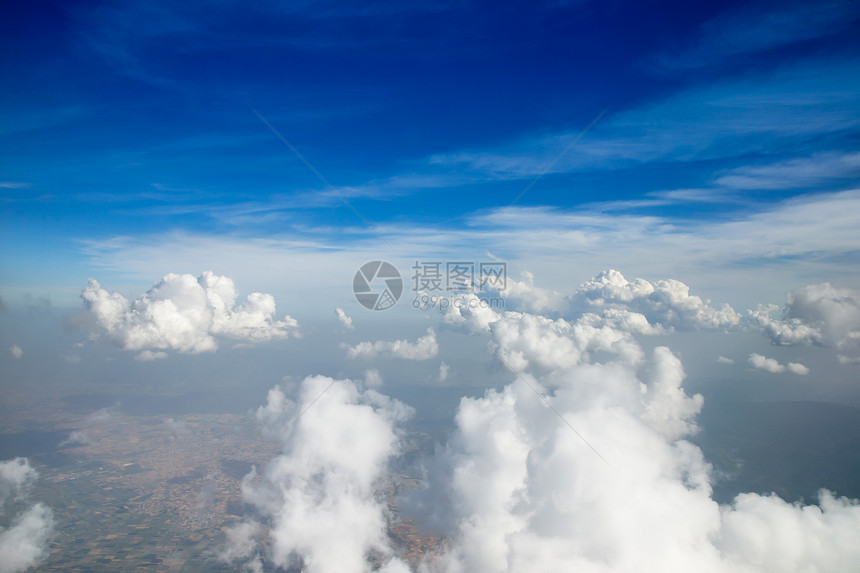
787,362 -> 810,375
748,282 -> 860,362
59,430 -> 90,447
164,418 -> 187,436
0,503 -> 54,573
0,458 -> 54,573
444,292 -> 646,372
748,353 -> 811,375
335,307 -> 354,330
438,361 -> 449,382
219,521 -> 262,566
225,376 -> 413,572
135,350 -> 167,361
413,309 -> 858,572
715,151 -> 860,190
747,304 -> 823,346
343,328 -> 438,360
0,459 -> 38,508
364,368 -> 384,389
749,353 -> 786,373
496,271 -> 568,314
74,188 -> 860,317
81,271 -> 299,355
9,345 -> 22,359
571,269 -> 742,332
717,491 -> 860,571
716,356 -> 734,364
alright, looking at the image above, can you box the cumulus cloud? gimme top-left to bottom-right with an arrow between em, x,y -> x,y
748,353 -> 809,375
335,307 -> 354,330
488,269 -> 857,367
495,271 -> 568,314
343,328 -> 438,360
444,293 -> 644,372
571,269 -> 742,332
748,283 -> 860,361
223,376 -> 413,572
787,362 -> 810,375
411,306 -> 857,572
81,271 -> 299,355
9,345 -> 22,359
716,356 -> 734,364
0,458 -> 54,573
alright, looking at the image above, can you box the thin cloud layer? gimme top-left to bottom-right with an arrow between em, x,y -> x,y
0,458 -> 54,573
81,271 -> 299,357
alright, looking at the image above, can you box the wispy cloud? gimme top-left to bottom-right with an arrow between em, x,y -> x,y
659,0 -> 860,69
428,59 -> 860,180
715,151 -> 860,190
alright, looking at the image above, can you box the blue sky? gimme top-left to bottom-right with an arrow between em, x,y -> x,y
2,0 -> 860,307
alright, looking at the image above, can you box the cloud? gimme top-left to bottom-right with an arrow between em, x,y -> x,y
748,353 -> 808,375
748,282 -> 860,362
443,289 -> 653,373
0,182 -> 31,189
9,345 -> 22,359
571,269 -> 742,332
219,521 -> 262,567
413,306 -> 857,572
661,0 -> 860,70
60,405 -> 117,447
59,430 -> 91,447
0,459 -> 38,508
81,271 -> 299,355
787,362 -> 810,375
438,361 -> 449,382
0,503 -> 54,573
0,458 -> 54,573
343,328 -> 438,360
164,418 -> 187,436
715,151 -> 860,190
335,307 -> 354,330
430,59 -> 860,179
364,368 -> 384,389
135,350 -> 167,361
716,356 -> 734,364
495,271 -> 568,314
223,375 -> 413,572
748,353 -> 786,373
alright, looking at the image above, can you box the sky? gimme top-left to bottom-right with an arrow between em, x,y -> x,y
2,1 -> 860,571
